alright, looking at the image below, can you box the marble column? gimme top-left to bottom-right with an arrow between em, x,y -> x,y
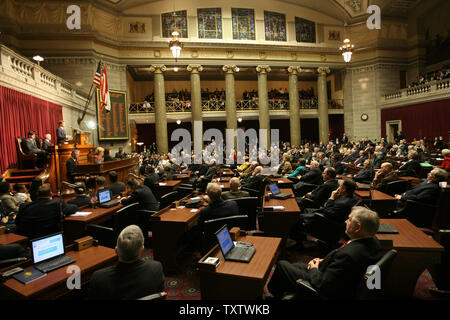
317,67 -> 330,144
256,65 -> 271,148
222,65 -> 239,150
288,66 -> 302,147
187,64 -> 204,155
149,65 -> 168,154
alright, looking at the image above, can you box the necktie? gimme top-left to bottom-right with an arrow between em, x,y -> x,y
339,240 -> 352,248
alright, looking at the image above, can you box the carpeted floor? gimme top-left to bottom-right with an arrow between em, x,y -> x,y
142,240 -> 438,300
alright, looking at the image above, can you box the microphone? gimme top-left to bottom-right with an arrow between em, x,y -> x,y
128,173 -> 144,181
62,181 -> 79,189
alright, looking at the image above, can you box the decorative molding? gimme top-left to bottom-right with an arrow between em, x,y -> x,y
291,53 -> 297,61
129,22 -> 146,34
287,66 -> 302,75
222,65 -> 239,73
259,52 -> 267,60
187,64 -> 204,73
191,50 -> 199,58
226,51 -> 234,59
149,65 -> 167,73
153,50 -> 161,58
256,65 -> 271,74
317,67 -> 330,75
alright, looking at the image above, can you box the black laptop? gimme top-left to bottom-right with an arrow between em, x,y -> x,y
215,225 -> 255,263
268,184 -> 291,200
98,189 -> 120,208
31,232 -> 76,273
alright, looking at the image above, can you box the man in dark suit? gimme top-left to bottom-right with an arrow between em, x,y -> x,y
56,120 -> 69,145
268,206 -> 382,299
395,168 -> 447,207
121,178 -> 159,211
352,151 -> 368,167
398,150 -> 421,177
41,133 -> 54,149
293,161 -> 323,197
115,147 -> 127,159
16,184 -> 78,239
330,154 -> 344,175
241,166 -> 265,191
21,131 -> 47,168
143,166 -> 159,189
198,182 -> 239,224
341,133 -> 349,145
106,171 -> 126,197
67,182 -> 91,208
351,160 -> 373,183
88,225 -> 164,300
66,149 -> 80,183
297,167 -> 339,210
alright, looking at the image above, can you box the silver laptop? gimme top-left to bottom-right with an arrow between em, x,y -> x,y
268,184 -> 291,199
32,232 -> 75,273
98,189 -> 120,208
215,225 -> 255,263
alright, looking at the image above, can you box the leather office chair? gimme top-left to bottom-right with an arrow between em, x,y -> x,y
199,177 -> 212,193
87,203 -> 140,248
159,191 -> 179,210
16,138 -> 37,169
176,186 -> 194,199
392,200 -> 438,232
137,291 -> 167,300
383,180 -> 409,197
303,212 -> 345,250
135,209 -> 157,248
428,230 -> 450,297
291,249 -> 397,300
201,215 -> 248,254
231,197 -> 259,231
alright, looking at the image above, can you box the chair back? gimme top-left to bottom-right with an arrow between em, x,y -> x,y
403,200 -> 438,229
384,180 -> 409,196
113,203 -> 140,235
159,191 -> 179,209
199,177 -> 212,193
303,212 -> 345,248
231,197 -> 259,230
177,186 -> 194,199
356,249 -> 397,300
202,215 -> 248,253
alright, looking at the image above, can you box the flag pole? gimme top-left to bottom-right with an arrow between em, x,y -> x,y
77,59 -> 102,126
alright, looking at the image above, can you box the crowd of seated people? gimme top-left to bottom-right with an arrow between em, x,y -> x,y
408,66 -> 450,89
2,129 -> 449,300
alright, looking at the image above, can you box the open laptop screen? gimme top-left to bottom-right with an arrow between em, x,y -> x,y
98,189 -> 111,204
32,233 -> 65,264
215,225 -> 234,256
268,184 -> 280,195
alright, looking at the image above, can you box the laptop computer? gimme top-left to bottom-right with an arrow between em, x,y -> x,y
215,225 -> 255,263
98,189 -> 120,208
268,184 -> 291,200
31,232 -> 76,273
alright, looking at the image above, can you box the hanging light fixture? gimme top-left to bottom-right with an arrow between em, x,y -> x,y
340,38 -> 354,63
33,55 -> 44,66
169,30 -> 182,62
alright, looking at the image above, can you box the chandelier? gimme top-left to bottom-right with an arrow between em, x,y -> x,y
340,38 -> 354,63
169,30 -> 182,62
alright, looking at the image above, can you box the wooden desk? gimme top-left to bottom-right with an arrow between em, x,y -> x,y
74,156 -> 140,184
355,190 -> 396,217
198,235 -> 281,300
377,219 -> 444,298
150,197 -> 207,274
155,180 -> 181,199
64,204 -> 123,241
269,177 -> 294,188
0,233 -> 28,246
0,245 -> 117,299
399,176 -> 422,187
220,168 -> 235,177
172,171 -> 192,182
261,189 -> 300,254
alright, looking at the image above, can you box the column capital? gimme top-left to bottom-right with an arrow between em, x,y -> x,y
149,65 -> 167,73
256,65 -> 271,74
287,66 -> 302,75
317,67 -> 330,75
187,64 -> 204,73
222,65 -> 239,73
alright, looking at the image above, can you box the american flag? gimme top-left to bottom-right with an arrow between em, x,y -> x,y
93,62 -> 111,112
93,62 -> 102,87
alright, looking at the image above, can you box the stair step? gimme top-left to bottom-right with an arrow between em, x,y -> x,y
9,182 -> 32,188
10,169 -> 43,176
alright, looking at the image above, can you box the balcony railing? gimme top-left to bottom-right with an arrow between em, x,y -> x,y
129,99 -> 343,114
383,79 -> 450,105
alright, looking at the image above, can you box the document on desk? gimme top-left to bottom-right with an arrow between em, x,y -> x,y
264,206 -> 285,211
159,182 -> 167,186
71,212 -> 93,217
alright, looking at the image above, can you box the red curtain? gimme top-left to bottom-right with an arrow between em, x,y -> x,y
381,99 -> 450,141
0,86 -> 63,173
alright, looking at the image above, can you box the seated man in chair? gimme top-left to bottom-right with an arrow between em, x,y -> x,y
198,182 -> 239,224
267,206 -> 382,299
88,225 -> 164,300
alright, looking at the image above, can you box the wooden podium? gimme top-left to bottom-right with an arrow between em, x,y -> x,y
75,133 -> 90,146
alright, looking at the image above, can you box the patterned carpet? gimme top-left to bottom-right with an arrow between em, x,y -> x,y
143,241 -> 438,300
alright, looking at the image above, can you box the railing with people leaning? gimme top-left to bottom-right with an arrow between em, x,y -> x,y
129,98 -> 343,114
383,78 -> 450,105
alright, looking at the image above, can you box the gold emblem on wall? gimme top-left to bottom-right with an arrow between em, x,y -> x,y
328,31 -> 341,41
